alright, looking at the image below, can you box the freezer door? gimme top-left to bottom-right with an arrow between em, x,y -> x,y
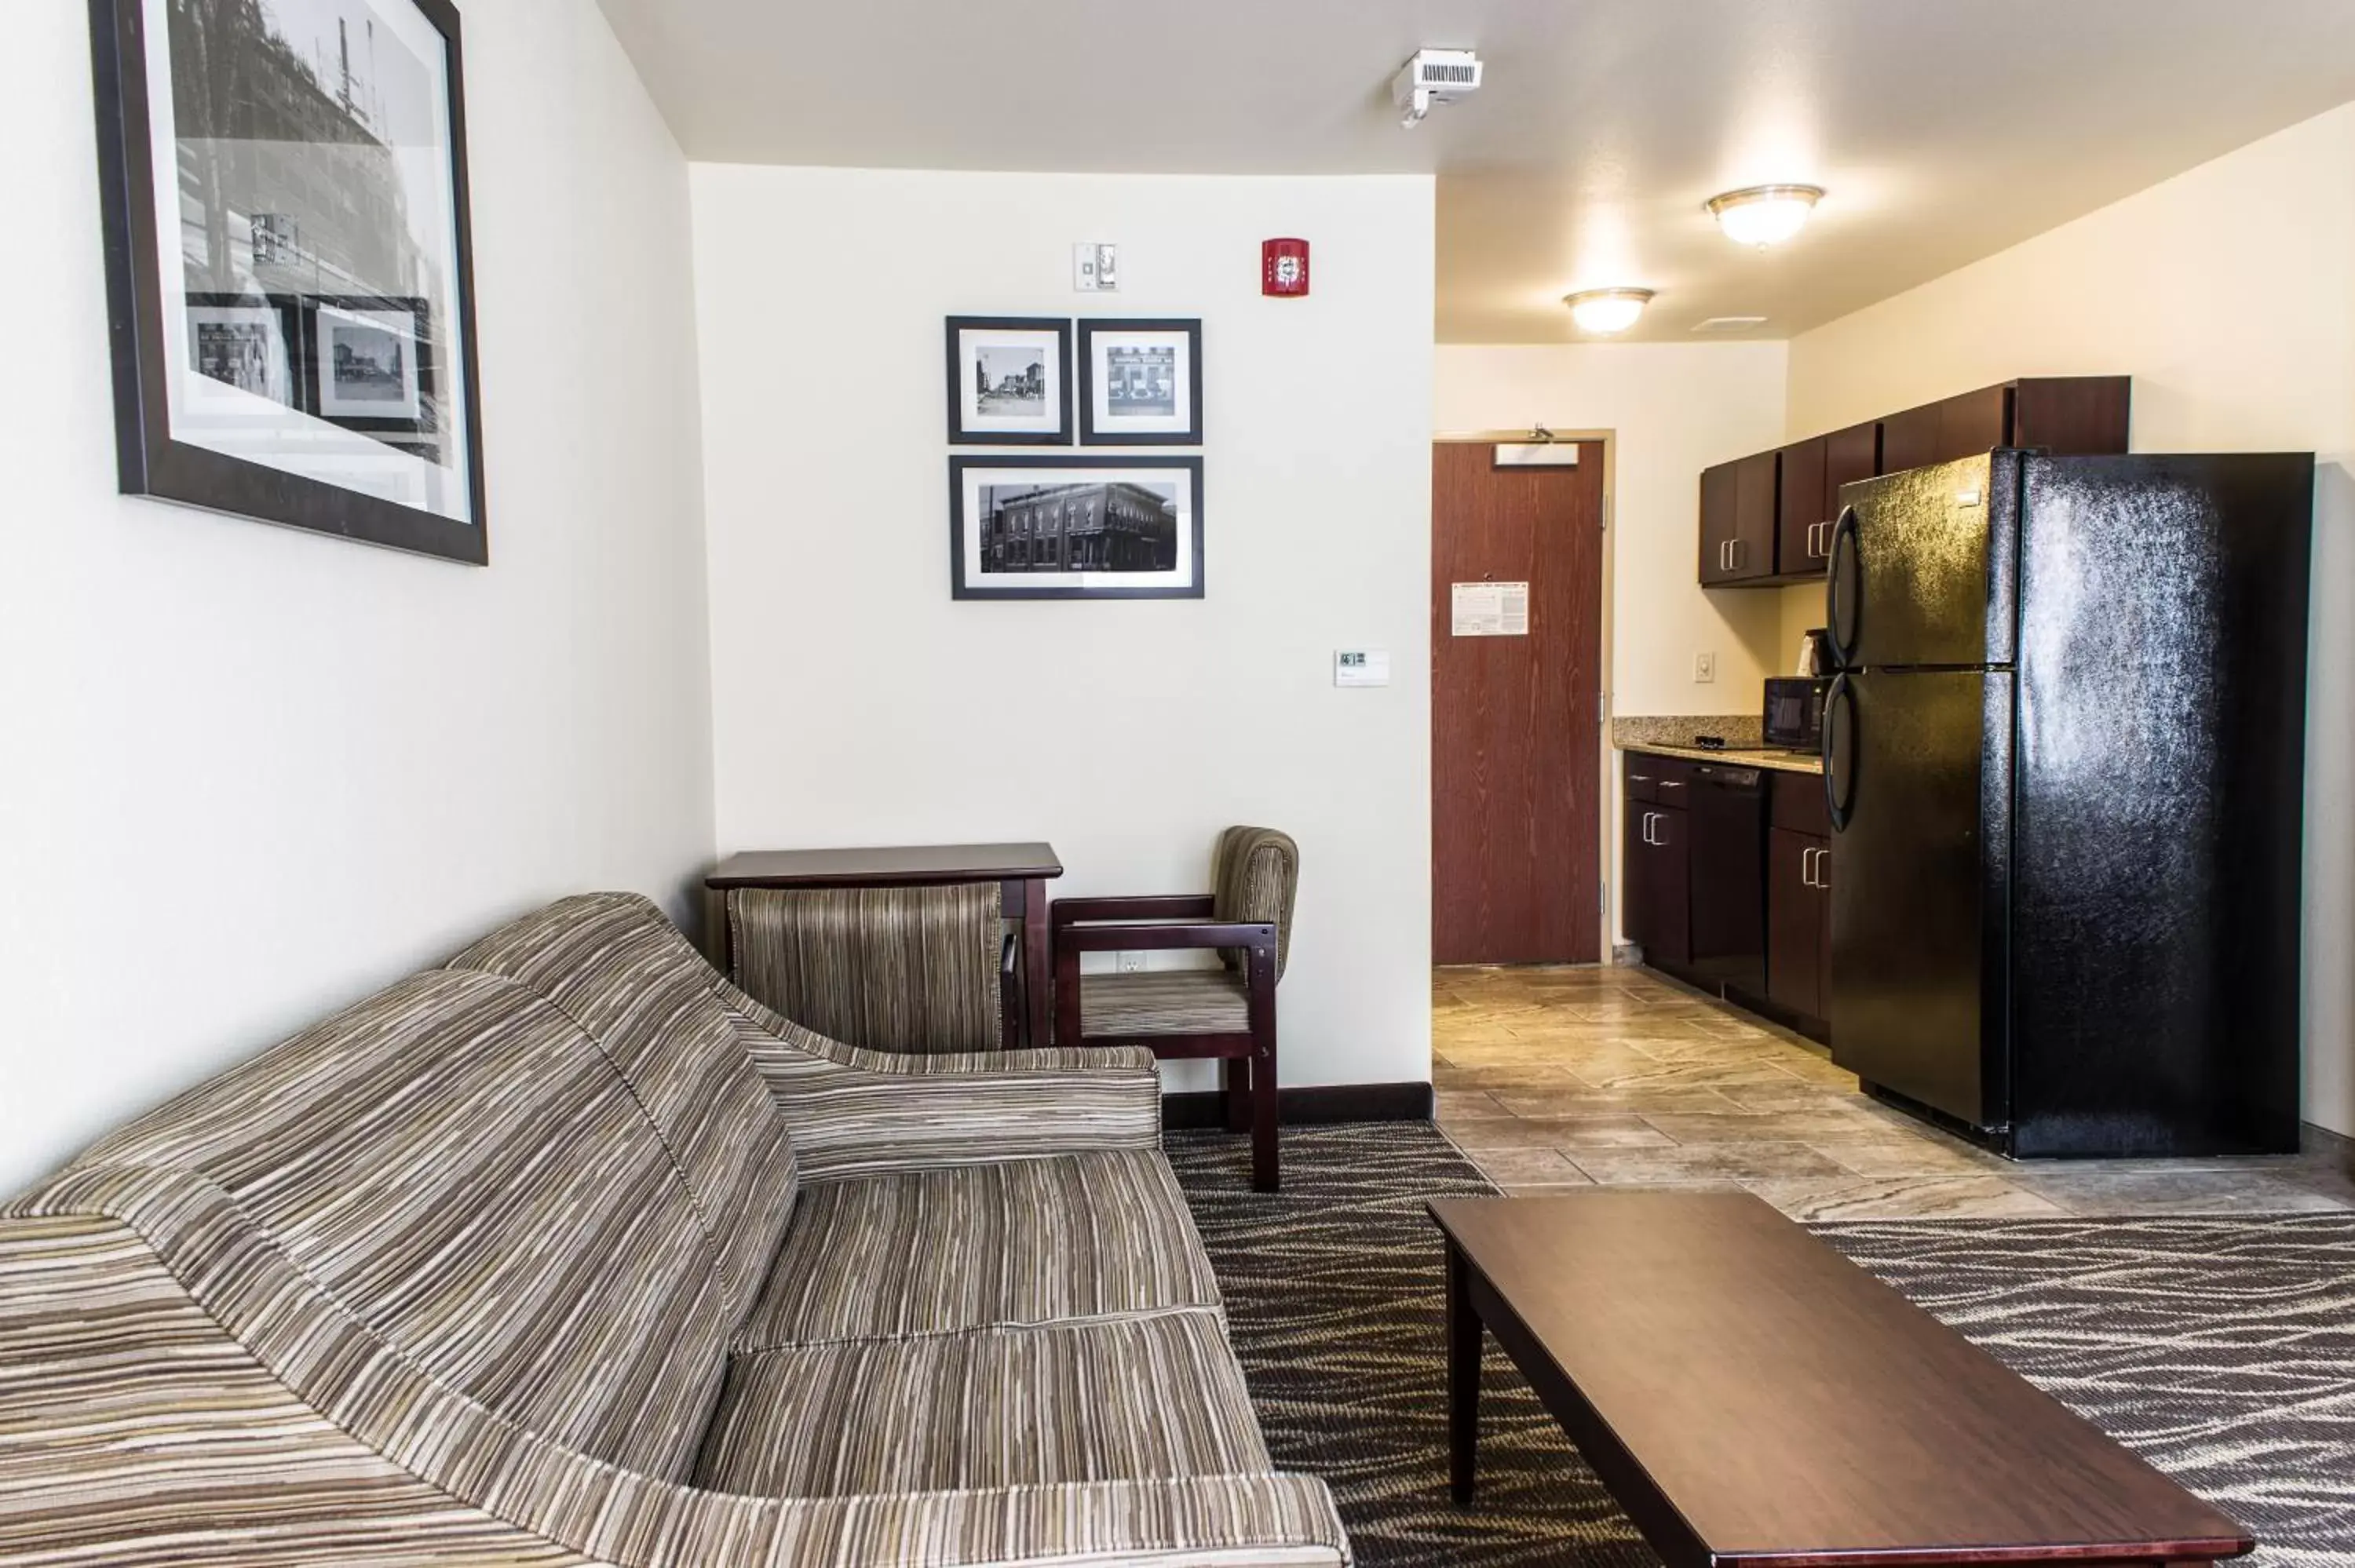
1826,669 -> 2011,1129
1827,453 -> 2019,670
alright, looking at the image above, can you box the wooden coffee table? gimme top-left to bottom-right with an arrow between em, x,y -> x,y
1428,1191 -> 2253,1567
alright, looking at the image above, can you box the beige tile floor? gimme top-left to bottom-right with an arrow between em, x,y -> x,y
1434,964 -> 2355,1220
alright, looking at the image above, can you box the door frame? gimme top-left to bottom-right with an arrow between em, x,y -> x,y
1430,428 -> 1617,965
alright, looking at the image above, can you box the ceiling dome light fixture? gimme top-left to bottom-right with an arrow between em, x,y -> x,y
1564,287 -> 1655,334
1707,184 -> 1824,247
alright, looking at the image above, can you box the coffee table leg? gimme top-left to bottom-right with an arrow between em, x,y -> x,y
1446,1241 -> 1481,1505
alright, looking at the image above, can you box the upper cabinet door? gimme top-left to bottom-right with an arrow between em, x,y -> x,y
2011,376 -> 2130,455
1699,460 -> 1740,583
1824,421 -> 1881,510
1878,400 -> 1943,476
1777,436 -> 1827,575
1937,385 -> 2013,462
1729,450 -> 1779,581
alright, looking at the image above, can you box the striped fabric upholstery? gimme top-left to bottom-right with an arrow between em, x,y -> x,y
719,986 -> 1166,1183
41,969 -> 733,1479
1080,968 -> 1251,1037
736,1150 -> 1222,1347
446,892 -> 799,1311
1212,826 -> 1299,979
0,1186 -> 1348,1566
696,1313 -> 1269,1497
729,883 -> 1003,1053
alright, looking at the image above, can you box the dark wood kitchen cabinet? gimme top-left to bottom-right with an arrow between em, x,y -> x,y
1764,771 -> 1831,1037
1623,759 -> 1691,970
1700,377 -> 2127,589
1698,451 -> 1778,585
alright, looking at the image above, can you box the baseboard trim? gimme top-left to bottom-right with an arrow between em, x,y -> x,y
2306,1121 -> 2355,1176
1161,1081 -> 1433,1130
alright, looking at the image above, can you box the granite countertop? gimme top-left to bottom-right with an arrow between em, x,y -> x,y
1618,739 -> 1823,776
1610,714 -> 1822,775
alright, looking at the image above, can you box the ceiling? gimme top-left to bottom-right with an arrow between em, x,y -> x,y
593,0 -> 2355,343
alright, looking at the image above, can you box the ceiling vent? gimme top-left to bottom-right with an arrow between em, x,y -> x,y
1394,49 -> 1483,129
1692,315 -> 1769,333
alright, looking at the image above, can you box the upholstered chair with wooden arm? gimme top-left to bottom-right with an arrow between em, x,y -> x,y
1053,827 -> 1298,1192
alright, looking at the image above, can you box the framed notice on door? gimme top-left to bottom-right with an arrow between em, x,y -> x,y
1451,581 -> 1529,636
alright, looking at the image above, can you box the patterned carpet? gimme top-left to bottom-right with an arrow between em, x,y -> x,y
1165,1124 -> 2355,1568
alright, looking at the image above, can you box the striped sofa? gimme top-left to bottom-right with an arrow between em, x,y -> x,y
0,892 -> 1349,1566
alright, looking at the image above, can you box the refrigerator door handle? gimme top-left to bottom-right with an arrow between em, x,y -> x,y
1825,505 -> 1862,665
1824,672 -> 1857,833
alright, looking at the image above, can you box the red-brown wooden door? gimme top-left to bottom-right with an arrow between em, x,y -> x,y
1432,441 -> 1605,964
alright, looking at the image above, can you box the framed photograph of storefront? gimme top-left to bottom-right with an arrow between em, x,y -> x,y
87,0 -> 489,563
1077,318 -> 1201,446
946,316 -> 1072,444
950,454 -> 1203,601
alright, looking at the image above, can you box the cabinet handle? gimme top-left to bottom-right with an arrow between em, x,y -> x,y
1816,851 -> 1830,891
1644,811 -> 1659,846
1802,846 -> 1817,887
1730,538 -> 1745,569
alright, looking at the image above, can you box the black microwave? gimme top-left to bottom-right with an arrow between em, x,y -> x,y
1763,676 -> 1829,753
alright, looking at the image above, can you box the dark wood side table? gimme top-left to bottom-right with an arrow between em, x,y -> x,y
704,843 -> 1064,1050
1428,1191 -> 2252,1568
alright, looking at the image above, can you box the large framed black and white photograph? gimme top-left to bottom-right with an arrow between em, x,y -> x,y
1077,318 -> 1201,446
945,316 -> 1072,445
951,455 -> 1203,600
89,0 -> 487,563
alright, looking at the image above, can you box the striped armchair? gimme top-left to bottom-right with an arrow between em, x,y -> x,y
0,892 -> 1348,1566
1053,827 -> 1299,1193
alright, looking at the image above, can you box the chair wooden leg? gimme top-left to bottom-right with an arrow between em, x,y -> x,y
1251,1045 -> 1279,1192
1224,1056 -> 1251,1132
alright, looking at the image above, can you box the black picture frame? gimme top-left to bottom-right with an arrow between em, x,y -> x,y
298,296 -> 435,436
945,315 -> 1073,445
1077,318 -> 1203,447
950,454 -> 1205,601
87,0 -> 490,564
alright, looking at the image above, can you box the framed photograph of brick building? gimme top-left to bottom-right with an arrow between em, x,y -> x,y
950,455 -> 1203,600
1077,318 -> 1201,445
945,316 -> 1072,444
89,0 -> 487,563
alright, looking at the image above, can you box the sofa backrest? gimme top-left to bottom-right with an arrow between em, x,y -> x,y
444,892 -> 798,1314
35,968 -> 735,1479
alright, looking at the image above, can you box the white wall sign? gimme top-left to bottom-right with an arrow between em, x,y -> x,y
1334,649 -> 1391,687
1451,581 -> 1528,636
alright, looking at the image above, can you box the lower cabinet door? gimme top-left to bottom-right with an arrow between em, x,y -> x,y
1767,828 -> 1825,1019
1645,805 -> 1692,970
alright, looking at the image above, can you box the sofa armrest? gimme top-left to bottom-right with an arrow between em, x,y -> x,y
747,1040 -> 1163,1183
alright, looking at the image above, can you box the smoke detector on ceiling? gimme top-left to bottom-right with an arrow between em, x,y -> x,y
1394,49 -> 1483,129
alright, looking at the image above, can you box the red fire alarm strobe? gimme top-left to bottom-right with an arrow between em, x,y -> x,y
1262,238 -> 1310,297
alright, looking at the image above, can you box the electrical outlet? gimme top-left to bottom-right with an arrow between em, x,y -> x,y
1694,651 -> 1717,684
1118,950 -> 1147,973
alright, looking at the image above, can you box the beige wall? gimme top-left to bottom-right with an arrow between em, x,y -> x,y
1433,343 -> 1791,942
0,0 -> 717,1196
691,167 -> 1436,1096
1781,101 -> 2355,1136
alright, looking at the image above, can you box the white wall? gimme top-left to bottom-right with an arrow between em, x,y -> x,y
1433,343 -> 1791,943
1782,101 -> 2355,1136
0,0 -> 716,1196
692,167 -> 1435,1095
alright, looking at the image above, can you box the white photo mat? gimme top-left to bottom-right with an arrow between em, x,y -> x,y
1083,326 -> 1195,438
952,322 -> 1068,438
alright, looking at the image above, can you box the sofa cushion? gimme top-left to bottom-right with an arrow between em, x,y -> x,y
60,968 -> 733,1479
692,1312 -> 1269,1499
446,892 -> 798,1313
737,1150 -> 1221,1347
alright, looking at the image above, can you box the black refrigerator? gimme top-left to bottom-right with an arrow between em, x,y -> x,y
1822,450 -> 2313,1158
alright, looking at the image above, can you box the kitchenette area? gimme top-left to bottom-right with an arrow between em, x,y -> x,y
1610,372 -> 2323,1167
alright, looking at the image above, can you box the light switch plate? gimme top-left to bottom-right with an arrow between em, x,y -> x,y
1694,651 -> 1717,684
1334,649 -> 1391,687
1074,242 -> 1119,291
1117,950 -> 1147,973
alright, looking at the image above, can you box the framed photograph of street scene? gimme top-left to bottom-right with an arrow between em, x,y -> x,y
1077,318 -> 1201,446
945,316 -> 1072,445
303,297 -> 431,431
88,0 -> 489,563
950,455 -> 1203,600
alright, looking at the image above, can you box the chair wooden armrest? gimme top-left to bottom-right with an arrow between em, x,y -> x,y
1051,895 -> 1218,928
1053,919 -> 1274,954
